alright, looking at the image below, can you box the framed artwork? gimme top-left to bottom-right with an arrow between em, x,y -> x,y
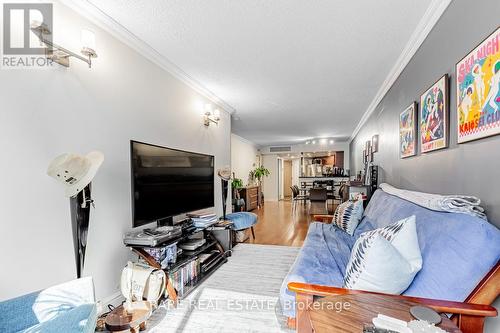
456,26 -> 500,143
371,134 -> 379,152
399,102 -> 417,158
420,74 -> 449,153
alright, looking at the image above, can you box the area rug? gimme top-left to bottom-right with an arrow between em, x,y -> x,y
146,243 -> 300,333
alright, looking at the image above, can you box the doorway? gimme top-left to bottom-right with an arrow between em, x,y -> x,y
283,160 -> 292,199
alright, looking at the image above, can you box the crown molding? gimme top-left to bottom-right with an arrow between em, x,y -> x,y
231,133 -> 259,148
349,0 -> 452,142
60,0 -> 235,115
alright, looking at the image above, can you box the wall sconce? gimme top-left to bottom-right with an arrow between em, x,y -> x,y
31,21 -> 98,68
203,104 -> 220,126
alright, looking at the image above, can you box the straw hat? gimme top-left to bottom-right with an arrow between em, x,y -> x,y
217,166 -> 231,181
47,151 -> 104,197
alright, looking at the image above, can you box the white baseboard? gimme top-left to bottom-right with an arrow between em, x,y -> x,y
96,291 -> 124,315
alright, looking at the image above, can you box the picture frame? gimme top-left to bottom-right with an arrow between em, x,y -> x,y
371,134 -> 379,153
456,26 -> 500,143
399,102 -> 417,158
420,74 -> 449,153
365,140 -> 371,151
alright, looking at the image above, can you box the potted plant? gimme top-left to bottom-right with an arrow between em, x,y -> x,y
231,177 -> 245,211
250,166 -> 270,205
252,166 -> 270,186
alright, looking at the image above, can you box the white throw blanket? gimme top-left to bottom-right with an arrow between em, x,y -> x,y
379,183 -> 487,221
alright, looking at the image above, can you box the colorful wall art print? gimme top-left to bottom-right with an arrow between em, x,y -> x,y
456,27 -> 500,143
420,75 -> 449,153
399,102 -> 417,158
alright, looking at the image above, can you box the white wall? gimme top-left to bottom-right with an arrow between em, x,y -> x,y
230,134 -> 259,185
291,158 -> 300,186
261,154 -> 279,201
0,2 -> 231,301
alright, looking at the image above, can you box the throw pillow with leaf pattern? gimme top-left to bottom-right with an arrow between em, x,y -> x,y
332,199 -> 364,235
344,215 -> 422,294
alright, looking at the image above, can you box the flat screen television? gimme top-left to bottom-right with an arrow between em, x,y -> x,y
131,140 -> 215,227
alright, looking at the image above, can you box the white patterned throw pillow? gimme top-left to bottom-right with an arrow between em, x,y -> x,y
344,215 -> 422,294
332,199 -> 364,235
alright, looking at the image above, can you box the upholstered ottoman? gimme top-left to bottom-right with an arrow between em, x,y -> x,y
225,212 -> 258,241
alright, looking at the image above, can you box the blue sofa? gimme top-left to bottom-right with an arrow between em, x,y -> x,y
0,277 -> 98,333
280,189 -> 500,319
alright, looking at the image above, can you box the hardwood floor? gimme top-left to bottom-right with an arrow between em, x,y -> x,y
246,200 -> 336,247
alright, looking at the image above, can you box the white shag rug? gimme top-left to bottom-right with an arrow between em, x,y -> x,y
145,243 -> 300,333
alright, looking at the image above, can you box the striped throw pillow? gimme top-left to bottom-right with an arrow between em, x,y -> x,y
332,199 -> 364,235
344,215 -> 422,294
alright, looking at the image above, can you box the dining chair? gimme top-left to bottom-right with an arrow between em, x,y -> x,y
291,185 -> 308,211
308,187 -> 328,215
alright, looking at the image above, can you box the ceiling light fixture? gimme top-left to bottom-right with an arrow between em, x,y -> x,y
30,21 -> 98,68
304,138 -> 336,145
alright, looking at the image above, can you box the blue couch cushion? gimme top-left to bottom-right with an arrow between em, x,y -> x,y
279,222 -> 355,317
280,189 -> 500,319
0,277 -> 97,333
226,212 -> 258,231
20,303 -> 97,333
357,190 -> 500,302
0,292 -> 41,332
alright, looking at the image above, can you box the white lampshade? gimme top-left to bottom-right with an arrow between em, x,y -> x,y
213,108 -> 220,119
81,29 -> 96,51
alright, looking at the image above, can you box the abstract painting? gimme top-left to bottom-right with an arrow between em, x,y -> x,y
456,27 -> 500,143
420,74 -> 449,153
400,102 -> 417,158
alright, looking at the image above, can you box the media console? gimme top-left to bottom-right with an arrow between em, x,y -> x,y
126,220 -> 232,303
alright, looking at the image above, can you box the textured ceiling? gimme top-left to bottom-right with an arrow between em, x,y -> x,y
88,0 -> 432,145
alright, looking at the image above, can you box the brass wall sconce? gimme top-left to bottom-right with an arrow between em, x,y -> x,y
31,21 -> 97,68
204,104 -> 221,127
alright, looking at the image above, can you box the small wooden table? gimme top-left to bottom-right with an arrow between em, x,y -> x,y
309,294 -> 462,333
105,301 -> 152,333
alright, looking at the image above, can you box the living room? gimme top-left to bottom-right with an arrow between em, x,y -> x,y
1,1 -> 499,333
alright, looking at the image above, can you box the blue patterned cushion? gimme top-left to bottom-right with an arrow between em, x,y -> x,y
332,199 -> 364,235
344,215 -> 422,294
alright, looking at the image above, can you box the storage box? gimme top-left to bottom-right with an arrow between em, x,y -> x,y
143,243 -> 178,268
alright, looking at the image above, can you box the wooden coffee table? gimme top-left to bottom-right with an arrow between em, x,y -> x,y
309,294 -> 462,333
105,301 -> 152,333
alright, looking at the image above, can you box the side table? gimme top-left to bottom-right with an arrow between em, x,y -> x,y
105,301 -> 152,333
309,294 -> 462,333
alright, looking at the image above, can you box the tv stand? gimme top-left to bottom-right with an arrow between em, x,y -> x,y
128,221 -> 229,304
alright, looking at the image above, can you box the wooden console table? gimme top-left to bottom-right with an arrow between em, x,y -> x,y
239,185 -> 261,211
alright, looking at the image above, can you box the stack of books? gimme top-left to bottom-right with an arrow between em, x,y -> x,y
187,212 -> 219,228
168,257 -> 201,298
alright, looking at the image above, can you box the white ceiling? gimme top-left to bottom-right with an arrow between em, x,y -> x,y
85,0 -> 434,145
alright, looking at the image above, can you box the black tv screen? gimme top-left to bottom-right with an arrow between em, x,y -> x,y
131,140 -> 214,227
